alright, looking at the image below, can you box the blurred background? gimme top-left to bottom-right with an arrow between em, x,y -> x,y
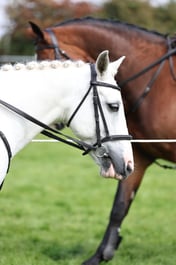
0,0 -> 176,57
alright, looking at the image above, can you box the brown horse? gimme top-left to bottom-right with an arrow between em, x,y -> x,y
28,17 -> 176,265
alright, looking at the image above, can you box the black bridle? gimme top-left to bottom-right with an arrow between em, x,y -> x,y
0,63 -> 132,178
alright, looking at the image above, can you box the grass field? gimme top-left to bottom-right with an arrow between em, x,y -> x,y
0,139 -> 175,265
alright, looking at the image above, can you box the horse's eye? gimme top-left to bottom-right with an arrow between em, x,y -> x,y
108,102 -> 120,112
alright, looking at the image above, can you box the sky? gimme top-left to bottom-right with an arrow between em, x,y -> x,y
0,0 -> 171,38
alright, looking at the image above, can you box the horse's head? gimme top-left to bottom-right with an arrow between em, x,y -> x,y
28,21 -> 93,61
66,51 -> 134,180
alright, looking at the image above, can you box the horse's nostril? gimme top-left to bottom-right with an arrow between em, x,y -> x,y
126,161 -> 133,175
121,160 -> 134,180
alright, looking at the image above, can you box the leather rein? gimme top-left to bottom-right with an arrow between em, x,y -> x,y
0,63 -> 132,177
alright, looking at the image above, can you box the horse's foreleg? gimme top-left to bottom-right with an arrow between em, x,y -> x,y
82,147 -> 153,265
82,183 -> 126,265
101,179 -> 138,261
82,182 -> 131,265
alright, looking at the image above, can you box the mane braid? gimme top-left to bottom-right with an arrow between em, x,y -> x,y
53,16 -> 166,39
0,60 -> 85,71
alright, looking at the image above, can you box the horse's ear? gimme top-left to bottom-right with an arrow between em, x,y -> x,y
28,21 -> 44,40
110,56 -> 126,76
95,50 -> 109,76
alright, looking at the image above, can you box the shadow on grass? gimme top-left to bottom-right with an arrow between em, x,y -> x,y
28,236 -> 86,261
42,242 -> 85,261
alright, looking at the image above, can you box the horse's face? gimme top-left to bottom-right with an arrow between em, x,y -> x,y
68,51 -> 134,180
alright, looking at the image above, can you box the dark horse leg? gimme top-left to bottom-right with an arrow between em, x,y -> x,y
82,146 -> 154,265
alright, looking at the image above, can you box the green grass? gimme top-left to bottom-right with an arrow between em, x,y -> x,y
0,139 -> 175,265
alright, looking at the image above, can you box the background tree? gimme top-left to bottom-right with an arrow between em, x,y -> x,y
0,0 -> 100,55
100,0 -> 176,33
153,1 -> 176,33
100,0 -> 155,29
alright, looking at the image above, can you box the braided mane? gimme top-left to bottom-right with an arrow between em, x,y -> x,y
53,17 -> 167,39
0,60 -> 85,72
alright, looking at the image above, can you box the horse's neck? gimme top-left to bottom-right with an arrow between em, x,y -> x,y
57,24 -> 131,58
0,63 -> 88,157
59,22 -> 166,62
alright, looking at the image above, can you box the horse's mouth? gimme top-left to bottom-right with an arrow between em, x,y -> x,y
100,157 -> 123,180
101,165 -> 123,180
